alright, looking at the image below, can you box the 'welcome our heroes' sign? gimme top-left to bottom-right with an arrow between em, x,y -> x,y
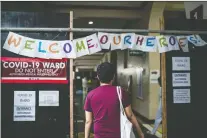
3,31 -> 207,60
1,57 -> 68,83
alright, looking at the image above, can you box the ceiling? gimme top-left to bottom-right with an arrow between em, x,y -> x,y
46,1 -> 146,9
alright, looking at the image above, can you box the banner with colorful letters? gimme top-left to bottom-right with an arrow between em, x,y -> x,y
3,32 -> 207,59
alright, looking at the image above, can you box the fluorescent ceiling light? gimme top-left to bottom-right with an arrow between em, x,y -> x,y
88,21 -> 93,25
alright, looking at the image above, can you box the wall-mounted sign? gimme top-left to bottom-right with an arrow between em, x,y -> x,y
190,4 -> 203,19
1,57 -> 68,83
3,31 -> 207,59
184,2 -> 206,19
129,50 -> 146,56
172,73 -> 191,87
150,70 -> 160,84
13,91 -> 36,121
39,91 -> 59,106
173,89 -> 191,104
172,57 -> 190,71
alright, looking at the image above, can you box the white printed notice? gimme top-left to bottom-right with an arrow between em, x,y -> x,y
172,73 -> 191,87
39,91 -> 59,106
172,57 -> 190,71
173,89 -> 191,103
13,91 -> 36,121
150,70 -> 160,84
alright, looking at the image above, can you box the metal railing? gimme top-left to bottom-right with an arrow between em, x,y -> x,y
1,27 -> 207,34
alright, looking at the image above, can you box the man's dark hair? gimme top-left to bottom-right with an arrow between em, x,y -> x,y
97,62 -> 115,83
158,76 -> 161,87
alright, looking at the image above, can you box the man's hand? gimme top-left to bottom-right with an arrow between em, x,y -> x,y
85,111 -> 93,138
122,87 -> 128,93
124,105 -> 144,138
139,132 -> 144,138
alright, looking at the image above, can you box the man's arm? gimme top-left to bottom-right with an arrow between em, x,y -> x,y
125,105 -> 144,138
85,111 -> 93,138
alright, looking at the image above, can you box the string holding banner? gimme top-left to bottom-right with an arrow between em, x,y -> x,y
3,31 -> 207,59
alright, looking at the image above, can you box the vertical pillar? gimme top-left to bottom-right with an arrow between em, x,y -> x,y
148,2 -> 167,138
69,11 -> 74,138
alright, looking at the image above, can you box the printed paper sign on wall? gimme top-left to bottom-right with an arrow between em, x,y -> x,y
172,73 -> 191,87
172,57 -> 190,71
13,91 -> 36,121
173,89 -> 191,103
39,91 -> 59,106
150,70 -> 160,83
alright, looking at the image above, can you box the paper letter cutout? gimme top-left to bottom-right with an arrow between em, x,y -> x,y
3,32 -> 25,54
143,36 -> 157,52
73,37 -> 89,57
19,37 -> 37,57
133,35 -> 145,51
35,40 -> 48,59
157,35 -> 170,53
98,32 -> 110,49
86,33 -> 102,54
187,35 -> 207,46
121,33 -> 135,50
110,34 -> 122,51
167,36 -> 180,51
46,41 -> 63,59
62,40 -> 76,59
177,36 -> 189,52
